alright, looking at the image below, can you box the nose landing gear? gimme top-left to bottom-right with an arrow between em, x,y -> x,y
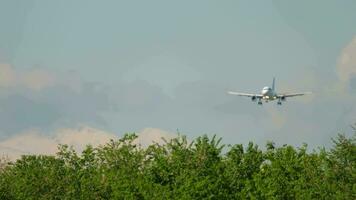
277,101 -> 282,105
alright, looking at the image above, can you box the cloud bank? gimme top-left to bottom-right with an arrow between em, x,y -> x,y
0,64 -> 55,90
0,126 -> 176,160
337,36 -> 356,92
0,64 -> 114,136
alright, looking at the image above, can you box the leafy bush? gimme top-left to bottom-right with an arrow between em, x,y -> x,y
0,133 -> 355,199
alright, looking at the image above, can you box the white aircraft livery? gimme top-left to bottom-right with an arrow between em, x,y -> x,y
227,78 -> 312,105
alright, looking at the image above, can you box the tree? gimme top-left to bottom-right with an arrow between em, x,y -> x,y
0,132 -> 355,199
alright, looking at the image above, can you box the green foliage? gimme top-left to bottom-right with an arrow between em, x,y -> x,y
0,133 -> 355,199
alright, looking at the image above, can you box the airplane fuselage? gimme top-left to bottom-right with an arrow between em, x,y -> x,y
261,86 -> 277,101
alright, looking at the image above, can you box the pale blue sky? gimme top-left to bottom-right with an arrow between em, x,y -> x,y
0,0 -> 356,148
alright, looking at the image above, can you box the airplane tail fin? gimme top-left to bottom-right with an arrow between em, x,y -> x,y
272,77 -> 276,91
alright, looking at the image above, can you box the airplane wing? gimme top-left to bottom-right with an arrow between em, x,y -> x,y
227,91 -> 263,98
278,92 -> 312,98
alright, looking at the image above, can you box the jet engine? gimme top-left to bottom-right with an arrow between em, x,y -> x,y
281,96 -> 286,101
251,96 -> 257,101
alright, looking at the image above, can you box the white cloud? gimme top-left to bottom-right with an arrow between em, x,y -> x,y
0,126 -> 176,160
54,126 -> 118,153
21,69 -> 55,91
0,63 -> 55,90
133,127 -> 177,147
0,130 -> 58,159
337,36 -> 356,85
0,64 -> 16,87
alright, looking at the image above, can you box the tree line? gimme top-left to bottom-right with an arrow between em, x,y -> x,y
0,132 -> 355,199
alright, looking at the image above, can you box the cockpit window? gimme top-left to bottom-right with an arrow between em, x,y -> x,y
263,87 -> 271,90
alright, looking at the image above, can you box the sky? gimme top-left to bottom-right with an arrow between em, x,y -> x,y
1,0 -> 356,158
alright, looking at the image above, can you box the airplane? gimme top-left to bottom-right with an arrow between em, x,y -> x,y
227,78 -> 312,105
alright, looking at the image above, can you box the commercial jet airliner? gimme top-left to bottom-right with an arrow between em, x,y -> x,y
227,78 -> 312,105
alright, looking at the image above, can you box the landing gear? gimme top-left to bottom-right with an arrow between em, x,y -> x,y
258,101 -> 263,105
277,101 -> 282,105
